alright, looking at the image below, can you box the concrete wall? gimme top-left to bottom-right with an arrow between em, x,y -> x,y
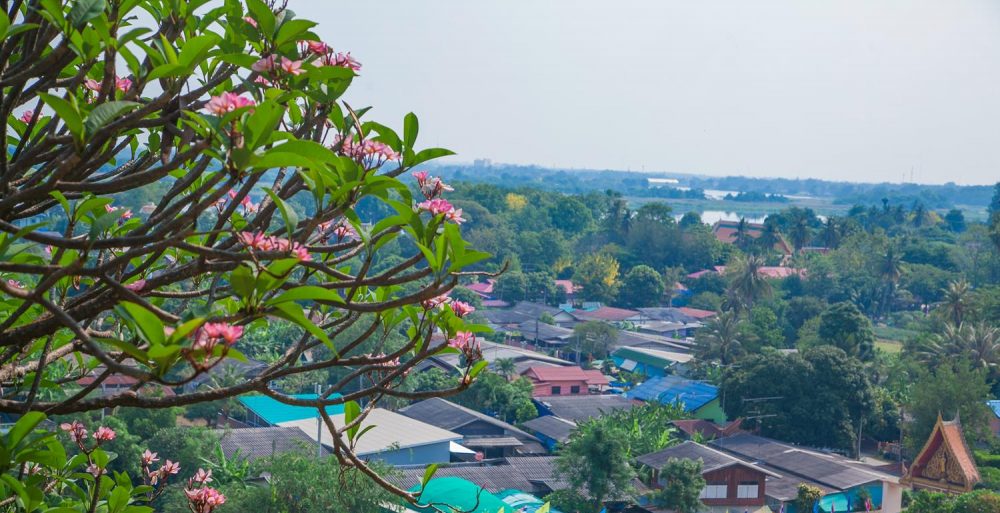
362,441 -> 453,466
880,481 -> 903,513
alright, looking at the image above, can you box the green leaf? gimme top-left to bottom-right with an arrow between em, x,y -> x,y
6,412 -> 45,448
144,62 -> 186,80
271,302 -> 332,349
84,101 -> 140,136
245,0 -> 275,38
344,400 -> 361,441
68,0 -> 106,28
469,360 -> 488,379
265,285 -> 343,306
264,188 -> 299,235
245,101 -> 285,150
120,301 -> 165,346
410,147 -> 456,167
177,33 -> 221,67
88,210 -> 119,240
39,93 -> 83,141
229,265 -> 255,298
421,463 -> 438,488
403,112 -> 418,149
274,19 -> 316,47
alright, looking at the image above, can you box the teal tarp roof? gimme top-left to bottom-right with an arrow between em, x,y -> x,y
407,477 -> 512,513
238,393 -> 343,426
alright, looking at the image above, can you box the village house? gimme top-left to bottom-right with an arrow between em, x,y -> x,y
612,345 -> 695,378
520,365 -> 610,397
711,220 -> 793,256
901,414 -> 981,495
399,398 -> 546,458
625,375 -> 726,424
637,441 -> 779,513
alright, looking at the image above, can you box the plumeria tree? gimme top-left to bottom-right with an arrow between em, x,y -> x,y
0,0 -> 490,511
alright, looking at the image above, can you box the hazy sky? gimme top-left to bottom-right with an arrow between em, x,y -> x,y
295,1 -> 1000,185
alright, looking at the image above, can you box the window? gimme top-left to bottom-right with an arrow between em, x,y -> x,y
699,483 -> 727,499
551,386 -> 561,395
570,385 -> 581,394
737,482 -> 759,499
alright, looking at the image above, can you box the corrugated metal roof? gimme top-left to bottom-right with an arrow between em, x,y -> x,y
237,393 -> 344,426
216,426 -> 328,460
625,375 -> 717,411
536,395 -> 633,422
278,408 -> 462,456
522,415 -> 576,442
399,398 -> 539,442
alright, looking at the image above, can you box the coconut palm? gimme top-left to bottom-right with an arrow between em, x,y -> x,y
725,254 -> 772,312
493,357 -> 517,381
877,246 -> 904,318
941,279 -> 971,326
694,310 -> 744,366
963,323 -> 1000,372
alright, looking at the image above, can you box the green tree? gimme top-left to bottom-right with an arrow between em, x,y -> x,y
694,310 -> 744,365
493,358 -> 517,381
557,422 -> 636,513
952,490 -> 1000,513
574,252 -> 622,303
453,372 -> 538,423
942,279 -> 971,326
573,321 -> 619,360
619,265 -> 665,308
651,458 -> 706,513
906,363 -> 992,452
796,484 -> 824,513
817,301 -> 876,360
725,254 -> 773,312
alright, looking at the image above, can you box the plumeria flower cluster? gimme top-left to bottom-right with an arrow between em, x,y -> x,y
215,189 -> 257,214
104,202 -> 133,221
238,231 -> 311,261
141,450 -> 180,499
60,421 -> 117,477
330,134 -> 400,168
316,219 -> 358,243
192,322 -> 244,353
185,468 -> 226,513
204,92 -> 256,116
421,293 -> 476,317
19,110 -> 37,123
83,76 -> 133,95
413,171 -> 464,224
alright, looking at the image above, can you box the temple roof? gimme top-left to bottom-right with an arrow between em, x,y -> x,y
904,414 -> 980,493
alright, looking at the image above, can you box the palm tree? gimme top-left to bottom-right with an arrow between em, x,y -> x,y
790,216 -> 811,251
694,311 -> 743,366
725,254 -> 772,312
821,217 -> 841,249
964,322 -> 1000,373
493,358 -> 517,381
877,246 -> 903,318
734,217 -> 751,251
941,279 -> 971,326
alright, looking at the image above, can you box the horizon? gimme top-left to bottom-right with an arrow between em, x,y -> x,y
299,0 -> 1000,186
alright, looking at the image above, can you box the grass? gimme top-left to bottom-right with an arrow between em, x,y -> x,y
875,339 -> 903,354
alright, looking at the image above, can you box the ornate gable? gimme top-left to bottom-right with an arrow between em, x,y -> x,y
902,414 -> 981,494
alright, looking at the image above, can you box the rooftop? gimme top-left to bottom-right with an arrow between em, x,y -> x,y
396,456 -> 566,496
522,366 -> 610,386
216,426 -> 328,460
482,302 -> 561,326
406,477 -> 513,513
562,305 -> 641,322
237,394 -> 344,426
522,415 -> 577,443
613,346 -> 694,372
671,418 -> 744,440
399,398 -> 538,442
637,440 -> 780,477
536,394 -> 633,422
625,375 -> 717,411
277,408 -> 462,456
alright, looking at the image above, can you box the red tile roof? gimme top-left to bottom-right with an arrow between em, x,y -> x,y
677,307 -> 717,319
466,279 -> 496,295
712,220 -> 793,255
906,415 -> 981,490
686,270 -> 716,279
523,366 -> 609,386
573,306 -> 640,322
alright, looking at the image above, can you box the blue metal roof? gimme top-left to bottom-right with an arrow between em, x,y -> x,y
625,375 -> 718,411
988,400 -> 1000,419
238,393 -> 343,426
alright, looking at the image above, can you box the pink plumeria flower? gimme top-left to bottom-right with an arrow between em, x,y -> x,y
331,223 -> 357,241
125,279 -> 146,292
120,209 -> 133,220
162,460 -> 180,475
243,16 -> 258,28
84,78 -> 101,92
417,198 -> 454,216
6,279 -> 23,289
19,110 -> 36,123
251,55 -> 275,73
199,322 -> 244,346
185,487 -> 226,513
291,243 -> 311,261
412,170 -> 429,184
253,75 -> 273,87
304,41 -> 329,55
104,204 -> 116,214
279,57 -> 304,75
445,208 -> 466,225
450,301 -> 475,318
86,463 -> 104,477
115,77 -> 132,92
422,293 -> 451,310
141,449 -> 159,466
204,92 -> 256,115
192,468 -> 213,484
60,421 -> 88,443
93,426 -> 116,442
323,51 -> 361,71
447,332 -> 475,351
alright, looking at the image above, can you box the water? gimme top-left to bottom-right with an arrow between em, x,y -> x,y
676,211 -> 768,224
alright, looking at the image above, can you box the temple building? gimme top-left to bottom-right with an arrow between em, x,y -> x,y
902,414 -> 981,494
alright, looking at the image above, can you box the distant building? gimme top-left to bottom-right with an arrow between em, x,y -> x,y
625,375 -> 725,424
711,433 -> 904,513
234,393 -> 343,427
534,394 -> 634,423
989,400 -> 1000,437
712,220 -> 792,256
551,305 -> 642,328
520,365 -> 610,397
637,441 -> 779,512
611,346 -> 694,378
671,419 -> 745,441
215,426 -> 328,461
399,398 -> 545,458
901,414 -> 981,495
522,415 -> 577,451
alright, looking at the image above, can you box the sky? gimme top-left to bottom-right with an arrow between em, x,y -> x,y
294,0 -> 1000,185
